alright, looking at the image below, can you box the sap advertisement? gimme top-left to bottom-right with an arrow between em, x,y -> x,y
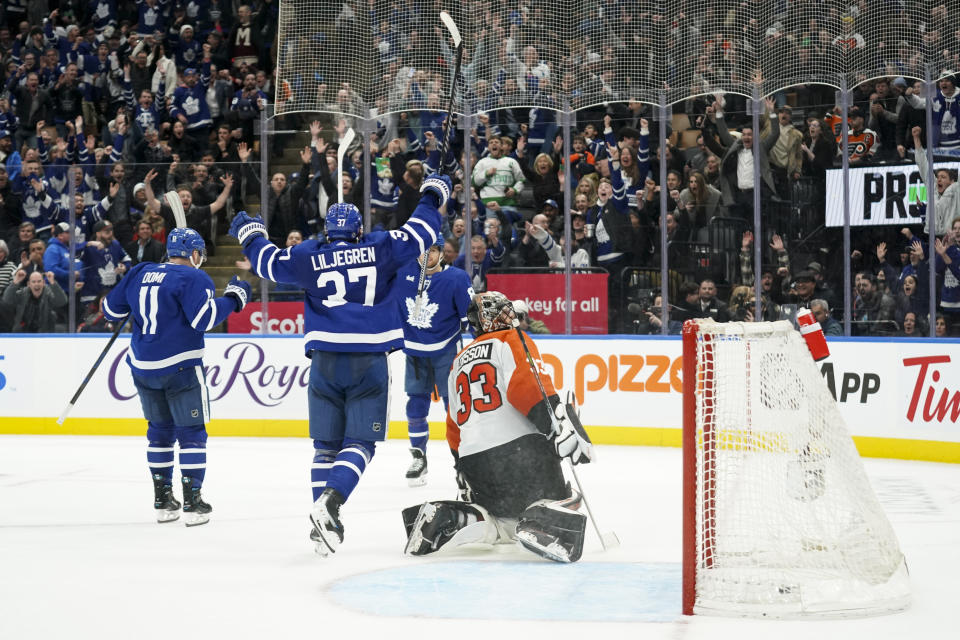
825,159 -> 960,227
0,336 -> 958,461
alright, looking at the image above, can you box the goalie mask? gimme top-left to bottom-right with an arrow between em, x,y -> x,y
467,291 -> 518,336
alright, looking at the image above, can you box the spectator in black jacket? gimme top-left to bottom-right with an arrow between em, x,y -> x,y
125,220 -> 166,265
10,71 -> 52,151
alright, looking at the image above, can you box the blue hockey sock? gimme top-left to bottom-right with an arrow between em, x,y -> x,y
146,423 -> 175,483
325,438 -> 376,501
407,416 -> 428,453
176,426 -> 208,486
311,439 -> 340,502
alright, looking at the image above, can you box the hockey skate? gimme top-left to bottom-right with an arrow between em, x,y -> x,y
181,476 -> 212,527
152,473 -> 181,523
310,488 -> 345,557
405,448 -> 427,487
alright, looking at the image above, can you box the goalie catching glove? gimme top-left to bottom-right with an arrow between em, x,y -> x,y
228,210 -> 268,247
420,174 -> 452,208
224,276 -> 252,312
549,402 -> 593,465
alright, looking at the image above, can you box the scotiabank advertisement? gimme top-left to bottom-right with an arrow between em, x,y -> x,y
1,335 -> 958,461
486,273 -> 608,334
228,301 -> 305,334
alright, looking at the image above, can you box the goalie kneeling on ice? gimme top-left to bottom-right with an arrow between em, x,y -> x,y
402,492 -> 587,563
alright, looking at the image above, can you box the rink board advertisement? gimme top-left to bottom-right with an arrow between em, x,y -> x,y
824,160 -> 960,227
1,335 -> 958,462
486,273 -> 608,334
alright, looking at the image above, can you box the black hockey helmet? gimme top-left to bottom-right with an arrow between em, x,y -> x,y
467,291 -> 518,336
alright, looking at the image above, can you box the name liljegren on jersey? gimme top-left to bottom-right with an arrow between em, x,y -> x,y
310,246 -> 377,271
457,342 -> 492,368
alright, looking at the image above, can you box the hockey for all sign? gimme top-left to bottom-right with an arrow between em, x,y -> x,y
824,160 -> 960,227
486,273 -> 608,334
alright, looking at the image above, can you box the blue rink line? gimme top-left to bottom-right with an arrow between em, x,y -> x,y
327,561 -> 681,622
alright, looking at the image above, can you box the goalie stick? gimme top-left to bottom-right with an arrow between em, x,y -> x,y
413,10 -> 463,320
337,127 -> 356,204
514,326 -> 621,551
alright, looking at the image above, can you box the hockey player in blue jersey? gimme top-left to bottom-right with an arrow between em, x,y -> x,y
396,237 -> 473,486
102,227 -> 251,526
229,174 -> 449,557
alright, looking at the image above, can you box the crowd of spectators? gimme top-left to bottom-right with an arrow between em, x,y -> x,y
0,0 -> 280,331
1,1 -> 959,337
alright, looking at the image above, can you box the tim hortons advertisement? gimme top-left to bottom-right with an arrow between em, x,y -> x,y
1,336 -> 959,460
486,273 -> 608,334
825,160 -> 960,227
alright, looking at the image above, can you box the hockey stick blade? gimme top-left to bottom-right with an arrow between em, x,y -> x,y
337,127 -> 356,204
439,11 -> 462,48
165,191 -> 187,228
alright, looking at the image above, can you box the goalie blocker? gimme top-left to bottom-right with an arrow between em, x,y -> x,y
402,292 -> 592,563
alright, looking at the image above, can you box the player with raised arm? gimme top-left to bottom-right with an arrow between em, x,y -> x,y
403,292 -> 594,563
228,175 -> 449,557
101,228 -> 252,526
397,237 -> 473,486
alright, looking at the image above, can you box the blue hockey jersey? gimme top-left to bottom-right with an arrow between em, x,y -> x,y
396,263 -> 473,357
242,196 -> 442,353
103,261 -> 236,376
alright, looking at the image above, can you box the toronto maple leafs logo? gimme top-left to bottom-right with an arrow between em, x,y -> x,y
183,95 -> 200,115
406,292 -> 439,329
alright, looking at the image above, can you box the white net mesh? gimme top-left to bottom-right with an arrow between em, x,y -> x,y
274,1 -> 950,116
688,319 -> 910,618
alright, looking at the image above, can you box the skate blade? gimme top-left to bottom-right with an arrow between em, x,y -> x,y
156,509 -> 180,523
406,473 -> 427,488
516,531 -> 572,563
403,502 -> 437,556
184,512 -> 210,527
309,514 -> 340,557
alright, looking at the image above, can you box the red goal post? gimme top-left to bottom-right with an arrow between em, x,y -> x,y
681,318 -> 910,618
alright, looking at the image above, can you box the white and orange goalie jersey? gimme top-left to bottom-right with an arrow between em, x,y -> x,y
446,328 -> 558,458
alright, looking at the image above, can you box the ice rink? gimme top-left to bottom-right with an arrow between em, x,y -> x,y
1,435 -> 957,639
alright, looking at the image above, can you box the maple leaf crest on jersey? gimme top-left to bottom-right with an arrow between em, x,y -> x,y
406,291 -> 439,329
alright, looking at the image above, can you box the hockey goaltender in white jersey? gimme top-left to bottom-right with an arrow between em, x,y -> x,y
403,292 -> 594,563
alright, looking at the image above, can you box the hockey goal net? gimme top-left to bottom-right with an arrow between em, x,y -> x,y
681,319 -> 910,618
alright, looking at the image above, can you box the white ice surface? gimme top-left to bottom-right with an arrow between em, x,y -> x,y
1,436 -> 957,639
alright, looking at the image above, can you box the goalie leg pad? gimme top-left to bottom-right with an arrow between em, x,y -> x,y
403,500 -> 498,556
516,492 -> 587,563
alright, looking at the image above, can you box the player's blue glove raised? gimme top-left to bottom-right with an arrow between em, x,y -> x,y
223,276 -> 252,312
419,174 -> 452,208
228,211 -> 267,247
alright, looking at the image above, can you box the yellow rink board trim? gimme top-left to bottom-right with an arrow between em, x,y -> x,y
1,417 -> 958,464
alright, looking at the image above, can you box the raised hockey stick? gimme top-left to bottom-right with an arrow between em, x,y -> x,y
514,326 -> 621,551
413,10 -> 463,319
164,190 -> 188,228
57,314 -> 131,425
337,127 -> 356,204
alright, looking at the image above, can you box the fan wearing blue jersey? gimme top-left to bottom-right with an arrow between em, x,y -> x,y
397,237 -> 473,486
229,174 -> 450,557
101,228 -> 251,527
